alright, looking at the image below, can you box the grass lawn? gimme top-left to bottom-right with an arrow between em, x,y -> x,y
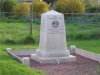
0,61 -> 45,75
0,43 -> 45,75
0,21 -> 42,75
0,20 -> 100,53
0,19 -> 100,75
68,39 -> 100,54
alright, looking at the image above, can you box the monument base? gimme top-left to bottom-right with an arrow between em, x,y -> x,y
36,49 -> 71,57
31,53 -> 76,64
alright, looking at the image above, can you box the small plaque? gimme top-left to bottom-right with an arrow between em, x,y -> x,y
52,20 -> 59,28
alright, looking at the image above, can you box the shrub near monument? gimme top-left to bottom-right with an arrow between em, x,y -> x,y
32,0 -> 49,15
0,0 -> 14,12
55,0 -> 86,13
13,2 -> 30,17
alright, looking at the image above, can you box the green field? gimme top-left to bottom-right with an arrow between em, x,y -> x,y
0,19 -> 100,52
0,20 -> 44,75
0,19 -> 100,75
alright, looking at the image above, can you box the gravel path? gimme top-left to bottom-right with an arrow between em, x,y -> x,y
18,54 -> 100,75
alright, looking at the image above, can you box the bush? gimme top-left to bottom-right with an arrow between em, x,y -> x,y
83,0 -> 94,9
5,39 -> 16,44
0,0 -> 2,11
32,0 -> 49,14
88,7 -> 100,13
13,2 -> 30,17
1,0 -> 15,16
22,35 -> 35,44
55,0 -> 86,13
1,0 -> 14,12
83,0 -> 100,13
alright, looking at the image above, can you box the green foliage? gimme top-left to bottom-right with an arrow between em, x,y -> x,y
22,35 -> 35,44
0,20 -> 40,45
67,39 -> 100,54
83,0 -> 100,13
1,0 -> 14,12
32,0 -> 49,14
66,23 -> 100,40
55,0 -> 67,13
83,0 -> 94,9
0,61 -> 45,75
13,2 -> 30,17
67,29 -> 100,40
55,0 -> 86,13
0,0 -> 2,11
0,18 -> 100,54
5,39 -> 16,44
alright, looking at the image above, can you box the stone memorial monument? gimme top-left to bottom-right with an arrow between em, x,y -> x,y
31,10 -> 76,64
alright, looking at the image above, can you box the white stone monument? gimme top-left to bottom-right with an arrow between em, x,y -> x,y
31,10 -> 76,64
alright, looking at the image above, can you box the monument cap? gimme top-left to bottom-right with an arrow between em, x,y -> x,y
42,10 -> 63,16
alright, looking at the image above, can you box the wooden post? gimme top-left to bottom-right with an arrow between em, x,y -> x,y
30,5 -> 33,35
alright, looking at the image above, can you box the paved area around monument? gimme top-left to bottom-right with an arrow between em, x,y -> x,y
18,54 -> 100,75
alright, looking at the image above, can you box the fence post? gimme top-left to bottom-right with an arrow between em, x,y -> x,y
22,57 -> 30,66
70,45 -> 76,53
29,5 -> 33,35
99,54 -> 100,63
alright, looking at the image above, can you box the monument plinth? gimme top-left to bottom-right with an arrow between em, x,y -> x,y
31,10 -> 76,64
